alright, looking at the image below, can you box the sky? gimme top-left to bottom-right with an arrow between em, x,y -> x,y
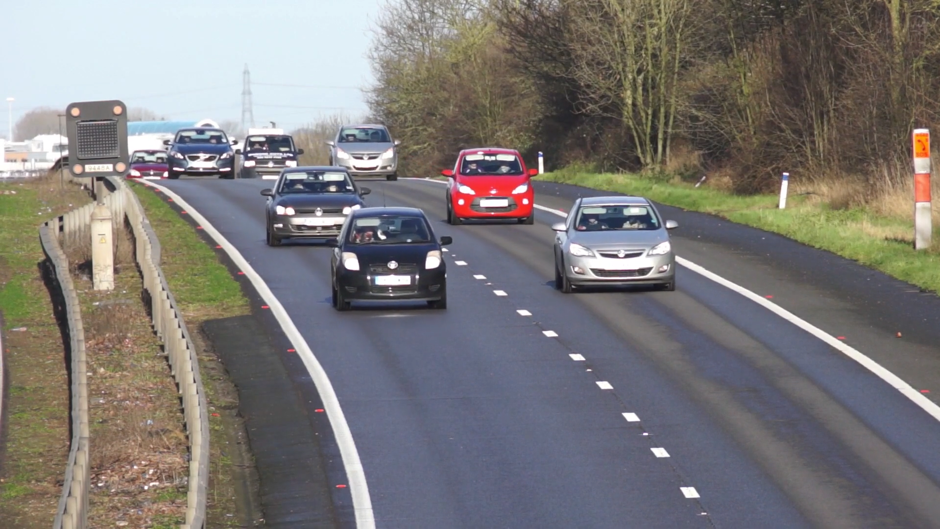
1,0 -> 387,135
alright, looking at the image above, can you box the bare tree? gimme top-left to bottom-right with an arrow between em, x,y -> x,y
13,107 -> 62,141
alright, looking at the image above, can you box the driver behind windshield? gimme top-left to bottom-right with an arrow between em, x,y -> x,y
577,212 -> 609,231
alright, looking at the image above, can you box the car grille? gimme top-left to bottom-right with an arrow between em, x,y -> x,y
590,267 -> 653,278
292,206 -> 344,215
369,263 -> 418,274
369,286 -> 419,295
352,153 -> 382,161
470,197 -> 518,213
597,250 -> 646,259
186,154 -> 219,162
291,225 -> 342,235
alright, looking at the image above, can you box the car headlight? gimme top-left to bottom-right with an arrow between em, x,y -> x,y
244,160 -> 256,167
220,151 -> 233,159
275,205 -> 295,216
568,243 -> 595,257
381,147 -> 394,159
457,184 -> 476,195
336,148 -> 350,160
171,151 -> 184,159
129,169 -> 141,176
285,160 -> 298,167
341,252 -> 360,271
342,204 -> 362,215
648,241 -> 672,256
511,183 -> 529,194
425,250 -> 442,269
162,171 -> 168,177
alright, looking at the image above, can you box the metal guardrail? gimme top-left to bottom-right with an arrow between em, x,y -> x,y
45,174 -> 209,529
0,311 -> 6,455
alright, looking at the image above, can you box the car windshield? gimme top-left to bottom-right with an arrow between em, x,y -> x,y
246,135 -> 295,152
130,151 -> 167,164
574,205 -> 661,231
338,127 -> 390,143
460,153 -> 523,176
174,129 -> 229,145
347,215 -> 431,245
278,171 -> 356,194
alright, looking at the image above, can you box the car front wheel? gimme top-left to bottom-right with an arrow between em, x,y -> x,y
333,282 -> 352,311
428,288 -> 447,309
266,229 -> 282,247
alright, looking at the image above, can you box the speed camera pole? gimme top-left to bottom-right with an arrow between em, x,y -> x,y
65,100 -> 129,290
913,129 -> 932,250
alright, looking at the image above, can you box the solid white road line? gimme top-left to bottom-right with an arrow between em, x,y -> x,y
517,309 -> 532,316
494,290 -> 508,296
404,178 -> 940,424
597,381 -> 614,390
570,354 -> 586,361
623,413 -> 641,422
681,487 -> 701,499
651,448 -> 671,458
543,330 -> 558,337
141,181 -> 376,528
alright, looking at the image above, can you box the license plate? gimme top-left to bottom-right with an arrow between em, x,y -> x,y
86,164 -> 113,173
480,198 -> 509,208
301,217 -> 342,226
374,275 -> 411,286
191,161 -> 215,168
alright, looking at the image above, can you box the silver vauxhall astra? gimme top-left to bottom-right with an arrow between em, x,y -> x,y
553,196 -> 678,292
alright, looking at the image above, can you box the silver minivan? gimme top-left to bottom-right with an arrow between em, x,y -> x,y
326,124 -> 400,181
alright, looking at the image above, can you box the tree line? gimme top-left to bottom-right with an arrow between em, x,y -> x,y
366,0 -> 940,194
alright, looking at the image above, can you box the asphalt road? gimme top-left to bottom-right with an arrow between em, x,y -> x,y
151,175 -> 940,529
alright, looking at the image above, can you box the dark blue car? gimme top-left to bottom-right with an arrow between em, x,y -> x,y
164,128 -> 238,179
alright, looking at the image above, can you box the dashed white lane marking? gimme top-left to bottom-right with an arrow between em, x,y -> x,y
517,309 -> 532,316
570,354 -> 585,361
143,181 -> 375,526
455,260 -> 467,266
543,330 -> 558,337
623,413 -> 641,422
494,290 -> 508,296
597,381 -> 613,390
651,448 -> 671,458
473,274 -> 486,280
681,487 -> 701,499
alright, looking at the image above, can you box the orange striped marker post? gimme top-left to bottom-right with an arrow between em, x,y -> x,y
913,129 -> 932,250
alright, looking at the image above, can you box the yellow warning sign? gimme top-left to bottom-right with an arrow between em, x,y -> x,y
99,236 -> 106,244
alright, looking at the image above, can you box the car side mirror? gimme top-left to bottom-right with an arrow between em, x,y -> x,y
440,236 -> 453,246
665,220 -> 678,230
231,139 -> 239,145
325,140 -> 335,147
297,148 -> 305,155
394,139 -> 401,146
551,222 -> 567,232
235,148 -> 242,154
441,169 -> 454,178
163,139 -> 171,146
325,238 -> 339,247
260,189 -> 274,197
360,187 -> 371,196
528,168 -> 538,176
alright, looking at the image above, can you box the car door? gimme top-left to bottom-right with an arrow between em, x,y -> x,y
555,198 -> 581,264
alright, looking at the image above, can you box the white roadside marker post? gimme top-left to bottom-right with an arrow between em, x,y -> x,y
913,129 -> 932,250
778,172 -> 789,209
538,151 -> 544,175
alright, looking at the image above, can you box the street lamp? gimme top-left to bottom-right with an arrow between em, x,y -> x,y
5,97 -> 13,141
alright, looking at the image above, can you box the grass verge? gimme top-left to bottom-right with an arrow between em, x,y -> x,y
0,174 -> 92,528
536,169 -> 940,295
129,181 -> 253,527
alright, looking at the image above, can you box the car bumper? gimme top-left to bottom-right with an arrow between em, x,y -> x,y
564,252 -> 675,285
244,160 -> 293,174
270,214 -> 349,238
168,157 -> 234,175
335,157 -> 397,177
335,267 -> 446,301
452,193 -> 534,218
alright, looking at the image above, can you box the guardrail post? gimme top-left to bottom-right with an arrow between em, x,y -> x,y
913,128 -> 932,250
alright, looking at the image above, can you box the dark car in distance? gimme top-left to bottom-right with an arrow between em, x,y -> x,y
164,127 -> 238,179
239,133 -> 304,179
328,207 -> 451,310
261,167 -> 371,246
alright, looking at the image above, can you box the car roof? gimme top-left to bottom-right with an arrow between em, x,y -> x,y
459,147 -> 520,156
176,127 -> 225,133
352,206 -> 426,217
579,195 -> 650,206
342,123 -> 388,129
283,166 -> 350,173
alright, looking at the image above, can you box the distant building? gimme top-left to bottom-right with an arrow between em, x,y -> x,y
1,133 -> 66,173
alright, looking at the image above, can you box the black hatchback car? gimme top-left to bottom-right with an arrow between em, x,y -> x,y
261,167 -> 370,246
328,207 -> 452,310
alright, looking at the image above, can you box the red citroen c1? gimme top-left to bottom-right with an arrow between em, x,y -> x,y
443,148 -> 537,225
